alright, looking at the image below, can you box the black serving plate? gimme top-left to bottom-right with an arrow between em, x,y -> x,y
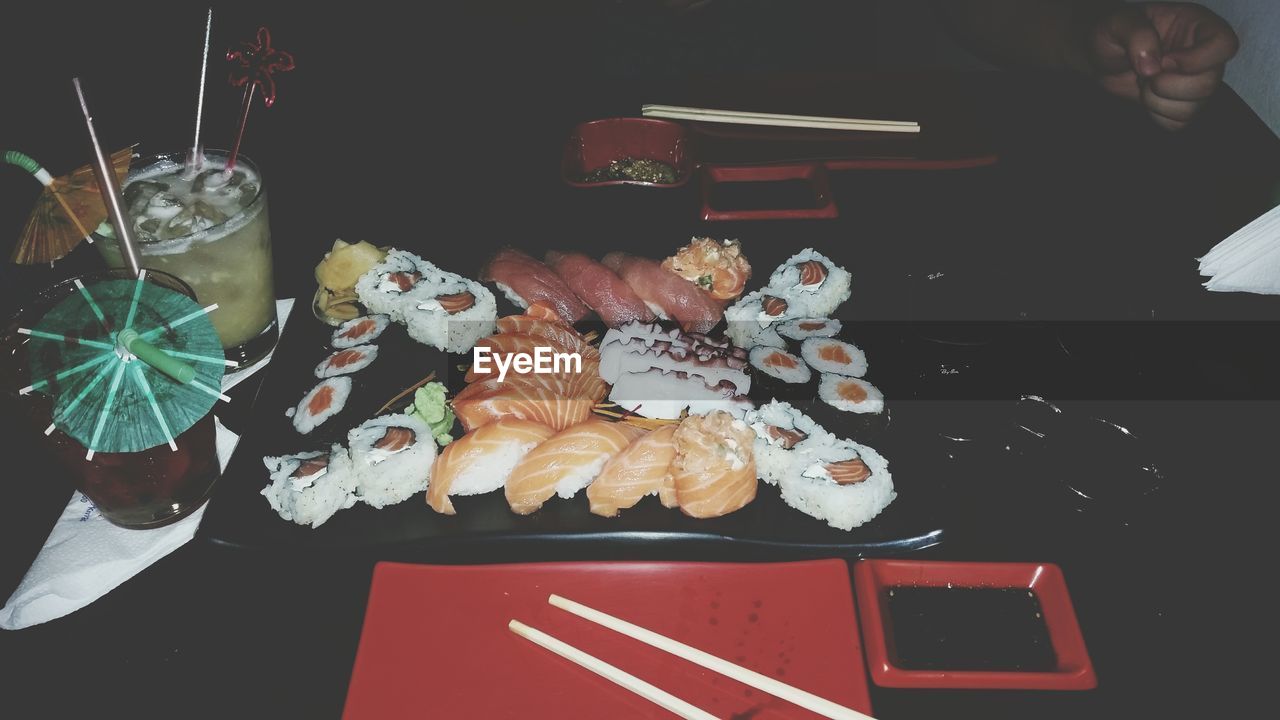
197,297 -> 971,557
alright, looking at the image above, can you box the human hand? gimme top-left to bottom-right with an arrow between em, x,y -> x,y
1089,2 -> 1239,130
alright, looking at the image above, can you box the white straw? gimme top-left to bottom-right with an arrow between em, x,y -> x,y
549,594 -> 875,720
508,620 -> 719,720
189,8 -> 213,173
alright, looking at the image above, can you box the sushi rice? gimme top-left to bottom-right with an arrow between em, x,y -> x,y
331,314 -> 391,349
261,446 -> 359,528
777,318 -> 842,340
801,337 -> 868,377
767,248 -> 851,317
818,374 -> 884,414
348,413 -> 437,508
314,344 -> 379,378
748,346 -> 812,384
292,376 -> 353,434
778,437 -> 895,531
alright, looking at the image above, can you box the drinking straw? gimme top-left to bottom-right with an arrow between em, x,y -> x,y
184,8 -> 214,177
72,78 -> 141,278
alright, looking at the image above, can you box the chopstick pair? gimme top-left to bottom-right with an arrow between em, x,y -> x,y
641,104 -> 920,134
509,594 -> 875,720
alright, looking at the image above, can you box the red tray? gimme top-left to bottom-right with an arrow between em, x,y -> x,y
853,559 -> 1097,691
344,560 -> 871,719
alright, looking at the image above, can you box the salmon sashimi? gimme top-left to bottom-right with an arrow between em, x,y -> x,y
524,302 -> 566,324
602,252 -> 725,333
465,332 -> 598,383
587,425 -> 676,517
480,248 -> 591,323
427,419 -> 555,515
662,238 -> 752,301
669,411 -> 757,518
495,315 -> 600,362
545,251 -> 656,328
454,371 -> 607,405
505,419 -> 647,514
453,385 -> 594,433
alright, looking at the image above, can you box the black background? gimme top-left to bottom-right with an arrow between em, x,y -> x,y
2,2 -> 1280,718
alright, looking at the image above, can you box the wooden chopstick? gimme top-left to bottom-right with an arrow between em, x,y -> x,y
641,104 -> 920,133
549,594 -> 876,720
508,620 -> 720,720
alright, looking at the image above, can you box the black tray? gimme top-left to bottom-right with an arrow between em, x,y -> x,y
197,297 -> 972,557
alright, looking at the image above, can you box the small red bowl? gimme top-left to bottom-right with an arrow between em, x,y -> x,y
562,118 -> 692,188
853,559 -> 1097,691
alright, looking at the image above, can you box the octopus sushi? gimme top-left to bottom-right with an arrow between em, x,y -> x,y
347,413 -> 437,508
291,376 -> 352,434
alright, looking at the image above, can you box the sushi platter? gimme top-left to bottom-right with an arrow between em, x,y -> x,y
201,237 -> 958,555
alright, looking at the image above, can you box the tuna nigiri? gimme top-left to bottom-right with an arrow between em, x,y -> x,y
427,419 -> 555,515
544,251 -> 656,328
602,252 -> 725,333
505,419 -> 646,514
587,424 -> 677,517
669,411 -> 757,518
453,385 -> 594,432
480,248 -> 590,323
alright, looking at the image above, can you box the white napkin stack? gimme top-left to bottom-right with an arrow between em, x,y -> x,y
1199,204 -> 1280,294
0,299 -> 294,631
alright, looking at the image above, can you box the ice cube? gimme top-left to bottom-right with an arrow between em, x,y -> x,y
192,169 -> 245,193
165,200 -> 228,236
146,192 -> 185,221
123,181 -> 169,215
236,182 -> 259,207
133,216 -> 162,243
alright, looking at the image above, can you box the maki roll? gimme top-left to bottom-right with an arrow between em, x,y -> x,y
778,437 -> 895,531
818,374 -> 884,414
348,413 -> 437,508
725,289 -> 795,349
291,376 -> 353,434
403,274 -> 497,354
749,347 -> 811,385
777,318 -> 842,341
331,314 -> 390,349
261,446 -> 358,528
314,344 -> 379,378
767,248 -> 851,317
744,400 -> 833,485
801,337 -> 868,377
354,249 -> 424,323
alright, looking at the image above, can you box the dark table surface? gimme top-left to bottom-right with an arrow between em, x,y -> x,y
3,5 -> 1279,718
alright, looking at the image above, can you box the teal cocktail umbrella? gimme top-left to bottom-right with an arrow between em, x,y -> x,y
19,271 -> 231,458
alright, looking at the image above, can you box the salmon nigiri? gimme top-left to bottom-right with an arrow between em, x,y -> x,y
495,314 -> 600,363
454,372 -> 608,405
453,385 -> 594,433
505,419 -> 646,514
587,424 -> 676,517
427,419 -> 555,515
669,411 -> 757,518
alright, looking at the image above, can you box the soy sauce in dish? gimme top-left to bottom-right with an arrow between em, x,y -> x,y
886,586 -> 1057,671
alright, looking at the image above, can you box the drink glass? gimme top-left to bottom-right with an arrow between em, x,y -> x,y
95,149 -> 277,366
0,270 -> 221,528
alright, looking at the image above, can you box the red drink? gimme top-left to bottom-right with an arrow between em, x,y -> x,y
0,270 -> 222,529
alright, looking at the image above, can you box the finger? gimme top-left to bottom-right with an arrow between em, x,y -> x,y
1099,70 -> 1141,101
1103,9 -> 1163,77
1149,113 -> 1188,132
1142,83 -> 1199,123
1164,25 -> 1240,74
1148,69 -> 1222,102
